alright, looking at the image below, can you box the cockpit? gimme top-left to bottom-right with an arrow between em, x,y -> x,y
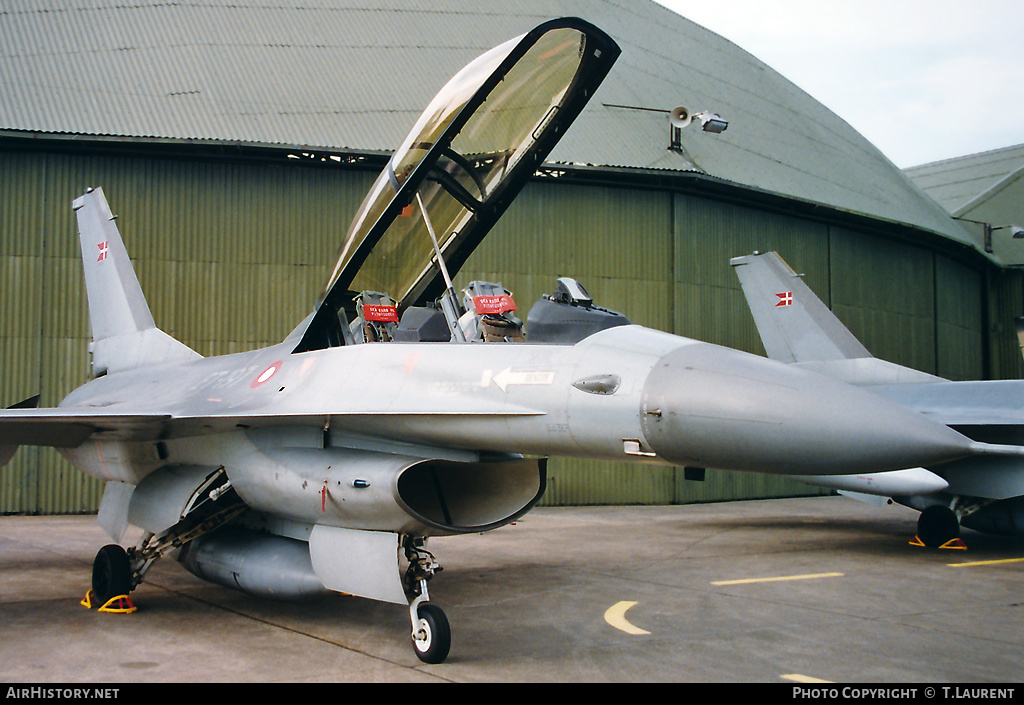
292,19 -> 622,353
347,276 -> 629,346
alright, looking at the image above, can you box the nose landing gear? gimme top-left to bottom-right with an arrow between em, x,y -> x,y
411,594 -> 451,664
404,537 -> 451,664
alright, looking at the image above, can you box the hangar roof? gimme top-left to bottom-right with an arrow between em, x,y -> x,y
905,144 -> 1024,265
905,144 -> 1024,215
0,0 -> 988,260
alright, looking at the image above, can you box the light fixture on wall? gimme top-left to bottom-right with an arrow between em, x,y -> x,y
669,106 -> 728,133
601,103 -> 728,153
954,217 -> 1024,253
668,106 -> 727,152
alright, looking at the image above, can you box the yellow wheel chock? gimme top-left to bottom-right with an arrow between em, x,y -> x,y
80,589 -> 137,614
909,535 -> 967,550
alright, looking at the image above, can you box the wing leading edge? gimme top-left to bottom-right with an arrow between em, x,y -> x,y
0,406 -> 544,466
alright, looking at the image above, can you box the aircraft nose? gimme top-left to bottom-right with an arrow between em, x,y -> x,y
639,343 -> 975,476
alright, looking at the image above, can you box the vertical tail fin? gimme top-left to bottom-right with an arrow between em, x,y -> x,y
729,251 -> 870,363
73,187 -> 156,341
73,188 -> 201,376
730,251 -> 940,384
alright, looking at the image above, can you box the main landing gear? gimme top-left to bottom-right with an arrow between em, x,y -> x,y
404,537 -> 451,664
83,470 -> 246,613
83,543 -> 136,612
915,505 -> 963,548
913,498 -> 986,549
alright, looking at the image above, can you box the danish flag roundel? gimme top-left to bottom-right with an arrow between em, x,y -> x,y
250,360 -> 283,388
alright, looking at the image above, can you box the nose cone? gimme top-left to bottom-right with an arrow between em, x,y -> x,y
640,343 -> 975,476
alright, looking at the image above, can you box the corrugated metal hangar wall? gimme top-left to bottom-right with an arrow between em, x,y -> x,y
1,144 -> 1022,513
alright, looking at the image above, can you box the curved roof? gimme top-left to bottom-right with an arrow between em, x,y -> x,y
0,0 -> 983,257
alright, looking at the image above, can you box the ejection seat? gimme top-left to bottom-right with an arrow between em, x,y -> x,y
351,291 -> 399,343
459,281 -> 525,342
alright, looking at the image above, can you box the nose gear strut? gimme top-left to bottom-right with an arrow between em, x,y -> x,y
403,537 -> 450,663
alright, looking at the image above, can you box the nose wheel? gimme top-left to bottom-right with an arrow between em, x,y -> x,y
411,599 -> 451,664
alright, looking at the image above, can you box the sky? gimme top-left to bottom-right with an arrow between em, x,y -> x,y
652,0 -> 1024,168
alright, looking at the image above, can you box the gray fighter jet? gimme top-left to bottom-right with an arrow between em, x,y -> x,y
732,251 -> 1024,549
0,19 -> 1018,663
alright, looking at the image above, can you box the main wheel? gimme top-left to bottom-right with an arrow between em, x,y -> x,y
917,506 -> 960,547
411,603 -> 451,664
92,544 -> 132,604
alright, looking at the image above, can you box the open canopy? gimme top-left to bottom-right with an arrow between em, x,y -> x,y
295,17 -> 620,351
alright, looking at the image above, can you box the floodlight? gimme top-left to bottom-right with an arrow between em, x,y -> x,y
694,110 -> 728,133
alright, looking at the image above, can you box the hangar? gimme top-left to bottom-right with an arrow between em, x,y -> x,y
1,0 -> 1021,513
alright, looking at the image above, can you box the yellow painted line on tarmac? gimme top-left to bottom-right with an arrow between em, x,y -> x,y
604,601 -> 650,635
782,673 -> 833,684
712,572 -> 843,586
947,557 -> 1024,568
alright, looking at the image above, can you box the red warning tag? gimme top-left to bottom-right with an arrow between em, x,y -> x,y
472,294 -> 516,315
363,304 -> 399,322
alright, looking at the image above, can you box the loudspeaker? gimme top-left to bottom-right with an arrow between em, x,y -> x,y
669,106 -> 691,128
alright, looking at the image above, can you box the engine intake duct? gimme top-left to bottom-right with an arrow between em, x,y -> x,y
227,438 -> 548,536
397,457 -> 547,533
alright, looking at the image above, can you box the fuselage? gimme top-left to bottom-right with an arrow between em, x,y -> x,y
59,324 -> 984,492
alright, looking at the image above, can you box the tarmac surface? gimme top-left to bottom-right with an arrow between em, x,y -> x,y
2,496 -> 1023,684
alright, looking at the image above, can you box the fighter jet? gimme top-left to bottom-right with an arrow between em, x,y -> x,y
732,251 -> 1024,549
0,19 -> 1017,663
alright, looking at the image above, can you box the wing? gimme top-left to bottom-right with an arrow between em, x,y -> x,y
0,407 -> 171,466
0,408 -> 172,447
0,404 -> 543,466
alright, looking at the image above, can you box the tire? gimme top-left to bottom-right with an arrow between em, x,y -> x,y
917,506 -> 960,548
92,544 -> 132,604
411,604 -> 451,664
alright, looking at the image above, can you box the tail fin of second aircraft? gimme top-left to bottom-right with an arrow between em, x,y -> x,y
730,251 -> 869,364
73,188 -> 201,377
730,251 -> 941,384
